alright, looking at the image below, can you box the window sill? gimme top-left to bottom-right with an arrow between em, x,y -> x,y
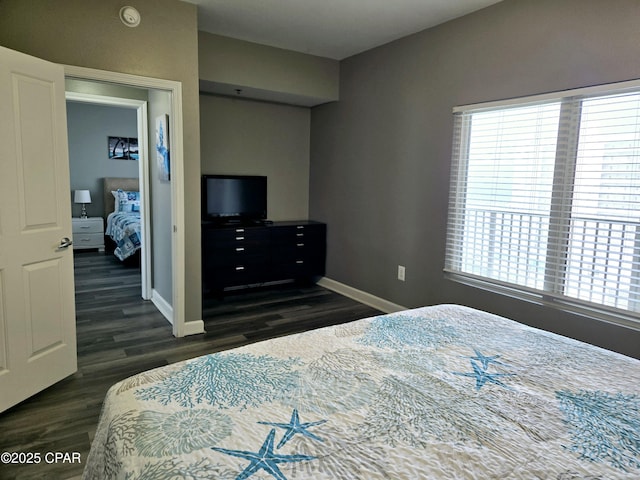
444,270 -> 640,333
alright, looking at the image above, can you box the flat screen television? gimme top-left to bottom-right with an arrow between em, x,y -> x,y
202,174 -> 267,223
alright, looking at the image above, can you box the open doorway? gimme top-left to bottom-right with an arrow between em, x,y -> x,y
62,65 -> 195,336
66,88 -> 151,300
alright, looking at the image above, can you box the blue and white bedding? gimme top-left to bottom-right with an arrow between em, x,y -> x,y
106,212 -> 141,261
83,304 -> 640,479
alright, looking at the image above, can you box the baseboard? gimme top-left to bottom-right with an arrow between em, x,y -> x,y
151,289 -> 173,325
151,290 -> 205,336
183,319 -> 205,336
316,277 -> 407,314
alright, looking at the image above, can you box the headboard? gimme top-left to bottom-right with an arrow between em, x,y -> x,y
103,177 -> 139,218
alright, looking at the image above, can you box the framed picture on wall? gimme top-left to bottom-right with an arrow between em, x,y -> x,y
108,136 -> 138,160
156,114 -> 170,182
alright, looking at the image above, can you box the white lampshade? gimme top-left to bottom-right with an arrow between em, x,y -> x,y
74,190 -> 92,204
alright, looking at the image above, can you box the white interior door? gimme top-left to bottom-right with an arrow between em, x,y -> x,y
0,46 -> 77,413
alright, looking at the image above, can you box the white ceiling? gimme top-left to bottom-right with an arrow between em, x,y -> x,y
186,0 -> 503,60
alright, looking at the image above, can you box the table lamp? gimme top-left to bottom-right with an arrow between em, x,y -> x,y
74,190 -> 91,219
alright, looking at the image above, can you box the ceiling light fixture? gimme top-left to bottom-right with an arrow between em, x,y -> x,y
119,6 -> 141,27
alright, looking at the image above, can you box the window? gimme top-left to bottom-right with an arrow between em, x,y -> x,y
446,81 -> 640,327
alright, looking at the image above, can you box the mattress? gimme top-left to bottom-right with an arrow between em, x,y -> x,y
83,304 -> 640,479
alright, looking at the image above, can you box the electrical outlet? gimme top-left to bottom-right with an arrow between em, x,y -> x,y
398,265 -> 406,281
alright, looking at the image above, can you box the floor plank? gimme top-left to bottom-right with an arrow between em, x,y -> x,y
0,251 -> 381,479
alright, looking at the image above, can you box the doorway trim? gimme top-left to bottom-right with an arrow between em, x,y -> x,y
64,65 -> 190,337
65,91 -> 152,301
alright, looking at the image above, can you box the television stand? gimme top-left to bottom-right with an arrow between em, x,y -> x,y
202,220 -> 326,296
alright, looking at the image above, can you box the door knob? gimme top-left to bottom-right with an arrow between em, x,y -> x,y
59,237 -> 73,249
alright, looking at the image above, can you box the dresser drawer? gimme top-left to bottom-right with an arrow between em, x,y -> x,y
72,218 -> 103,234
270,223 -> 325,244
271,242 -> 323,262
73,232 -> 104,248
205,245 -> 268,268
271,255 -> 325,279
205,264 -> 269,289
205,226 -> 269,247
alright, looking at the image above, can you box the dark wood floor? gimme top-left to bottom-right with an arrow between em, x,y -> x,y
0,251 -> 381,480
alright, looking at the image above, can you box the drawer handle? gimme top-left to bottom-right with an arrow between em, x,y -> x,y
297,243 -> 305,247
296,260 -> 304,264
235,266 -> 245,271
236,236 -> 245,241
80,226 -> 92,229
296,226 -> 304,229
296,233 -> 304,237
236,228 -> 245,233
236,247 -> 245,252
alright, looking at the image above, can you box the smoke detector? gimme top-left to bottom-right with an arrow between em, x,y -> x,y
119,6 -> 141,27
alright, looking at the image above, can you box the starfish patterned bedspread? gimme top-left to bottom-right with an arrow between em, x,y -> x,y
83,304 -> 640,479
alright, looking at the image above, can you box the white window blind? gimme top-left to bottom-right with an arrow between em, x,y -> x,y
446,83 -> 640,326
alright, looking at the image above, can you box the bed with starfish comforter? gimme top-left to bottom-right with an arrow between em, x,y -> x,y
83,304 -> 640,479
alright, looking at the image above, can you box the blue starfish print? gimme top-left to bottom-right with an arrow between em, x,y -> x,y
211,428 -> 316,480
258,409 -> 327,448
468,348 -> 507,370
453,360 -> 515,390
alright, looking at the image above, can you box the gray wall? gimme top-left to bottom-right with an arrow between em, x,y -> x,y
200,94 -> 310,221
310,0 -> 640,358
149,90 -> 173,304
199,32 -> 339,106
67,102 -> 138,218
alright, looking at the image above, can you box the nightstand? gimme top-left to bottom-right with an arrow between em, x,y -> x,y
72,217 -> 105,252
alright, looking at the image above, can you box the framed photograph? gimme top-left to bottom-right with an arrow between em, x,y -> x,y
155,114 -> 170,181
108,136 -> 138,160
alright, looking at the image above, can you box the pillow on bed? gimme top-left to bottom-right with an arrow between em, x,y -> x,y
111,189 -> 140,213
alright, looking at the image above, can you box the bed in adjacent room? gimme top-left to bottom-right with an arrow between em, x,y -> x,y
103,177 -> 142,262
83,304 -> 640,479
